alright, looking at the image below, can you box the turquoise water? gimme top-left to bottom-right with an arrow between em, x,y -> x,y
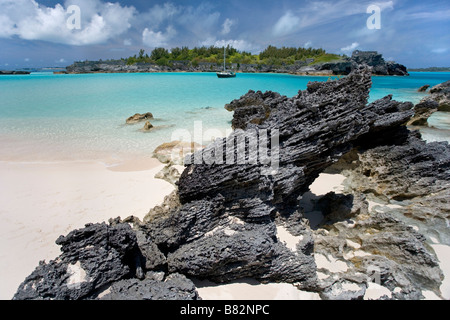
0,71 -> 448,163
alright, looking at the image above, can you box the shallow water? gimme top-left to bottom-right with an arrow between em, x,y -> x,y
0,71 -> 448,163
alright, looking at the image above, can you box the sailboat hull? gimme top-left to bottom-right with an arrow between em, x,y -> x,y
217,72 -> 236,78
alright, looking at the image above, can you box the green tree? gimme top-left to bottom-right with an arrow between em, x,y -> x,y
151,48 -> 170,61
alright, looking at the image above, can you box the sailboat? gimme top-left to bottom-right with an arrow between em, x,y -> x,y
217,46 -> 236,78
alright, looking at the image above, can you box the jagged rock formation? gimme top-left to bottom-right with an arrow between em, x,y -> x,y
407,99 -> 439,126
14,66 -> 448,300
426,80 -> 450,111
316,51 -> 409,76
13,223 -> 141,300
408,80 -> 450,126
98,273 -> 200,300
313,127 -> 450,299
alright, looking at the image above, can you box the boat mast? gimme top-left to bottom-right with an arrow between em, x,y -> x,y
223,46 -> 226,71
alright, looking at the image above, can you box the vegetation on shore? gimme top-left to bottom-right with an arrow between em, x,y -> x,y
121,45 -> 343,67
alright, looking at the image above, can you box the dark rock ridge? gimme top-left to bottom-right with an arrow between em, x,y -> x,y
340,129 -> 450,246
13,223 -> 141,300
317,51 -> 409,76
64,51 -> 408,76
312,127 -> 449,299
407,99 -> 439,126
0,70 -> 30,75
14,66 -> 448,300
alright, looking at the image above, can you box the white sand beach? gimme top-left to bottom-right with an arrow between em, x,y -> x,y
1,158 -> 448,301
0,158 -> 345,300
0,158 -> 174,299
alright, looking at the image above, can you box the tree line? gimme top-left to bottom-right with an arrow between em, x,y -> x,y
122,45 -> 341,67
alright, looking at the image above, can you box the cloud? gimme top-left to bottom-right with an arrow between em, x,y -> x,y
177,3 -> 221,40
432,48 -> 448,54
272,11 -> 300,36
304,41 -> 313,48
201,38 -> 258,52
221,18 -> 235,35
271,0 -> 394,36
402,9 -> 450,21
142,26 -> 177,48
341,42 -> 359,52
371,1 -> 394,11
137,2 -> 180,29
0,0 -> 136,45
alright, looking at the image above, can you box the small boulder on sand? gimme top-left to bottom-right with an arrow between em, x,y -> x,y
153,141 -> 204,165
142,121 -> 154,131
417,85 -> 430,92
126,112 -> 154,124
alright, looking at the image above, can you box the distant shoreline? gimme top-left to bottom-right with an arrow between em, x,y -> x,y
408,68 -> 450,72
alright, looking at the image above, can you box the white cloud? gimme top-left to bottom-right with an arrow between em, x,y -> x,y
201,38 -> 259,52
403,9 -> 450,20
123,39 -> 132,46
271,0 -> 394,35
371,1 -> 394,11
142,26 -> 177,48
272,11 -> 300,36
304,41 -> 313,48
341,42 -> 360,52
221,18 -> 235,35
0,0 -> 136,45
432,48 -> 448,54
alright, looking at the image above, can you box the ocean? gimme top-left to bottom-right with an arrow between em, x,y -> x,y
0,71 -> 448,164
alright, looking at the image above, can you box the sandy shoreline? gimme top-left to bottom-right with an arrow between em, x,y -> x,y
0,158 -> 174,299
1,157 -> 448,300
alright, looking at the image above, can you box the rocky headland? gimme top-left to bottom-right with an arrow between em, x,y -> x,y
0,70 -> 30,75
14,66 -> 449,300
62,50 -> 408,76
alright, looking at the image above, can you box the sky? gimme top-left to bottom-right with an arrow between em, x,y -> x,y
0,0 -> 449,68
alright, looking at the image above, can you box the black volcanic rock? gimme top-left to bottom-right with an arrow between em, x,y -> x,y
144,66 -> 414,289
224,90 -> 287,130
13,223 -> 140,300
178,67 -> 412,208
99,273 -> 200,300
16,66 -> 446,300
0,70 -> 31,75
316,51 -> 409,76
407,99 -> 439,126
